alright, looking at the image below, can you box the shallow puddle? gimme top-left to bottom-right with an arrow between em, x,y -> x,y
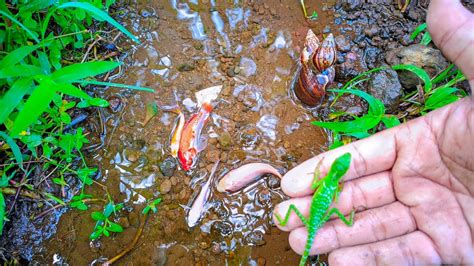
36,0 -> 338,264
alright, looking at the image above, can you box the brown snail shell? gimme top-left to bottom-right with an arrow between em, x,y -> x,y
312,33 -> 336,73
294,30 -> 337,107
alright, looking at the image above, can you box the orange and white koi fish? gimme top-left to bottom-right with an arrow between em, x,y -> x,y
169,108 -> 185,158
178,102 -> 213,171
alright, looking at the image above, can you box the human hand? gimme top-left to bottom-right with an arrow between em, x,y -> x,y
273,0 -> 474,264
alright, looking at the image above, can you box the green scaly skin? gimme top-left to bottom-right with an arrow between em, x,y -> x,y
275,153 -> 355,266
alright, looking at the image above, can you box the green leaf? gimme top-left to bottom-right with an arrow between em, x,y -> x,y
57,2 -> 140,43
0,78 -> 34,125
10,79 -> 56,136
45,192 -> 66,205
345,132 -> 371,139
51,61 -> 120,84
0,10 -> 40,43
104,203 -> 114,217
424,87 -> 461,111
410,23 -> 427,40
312,89 -> 385,134
0,45 -> 38,69
103,228 -> 110,237
432,64 -> 455,84
52,177 -> 67,186
0,65 -> 44,79
91,211 -> 106,221
90,229 -> 102,240
77,167 -> 96,186
143,102 -> 159,126
421,32 -> 432,46
107,222 -> 123,233
381,115 -> 401,129
0,132 -> 24,169
78,80 -> 155,92
89,98 -> 109,107
37,51 -> 51,74
392,64 -> 433,92
60,112 -> 71,124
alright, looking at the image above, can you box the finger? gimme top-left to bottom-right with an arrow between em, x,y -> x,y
274,171 -> 395,231
428,0 -> 474,81
288,202 -> 416,255
328,231 -> 442,265
281,128 -> 397,197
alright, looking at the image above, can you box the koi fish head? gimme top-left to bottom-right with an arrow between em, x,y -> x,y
178,148 -> 197,171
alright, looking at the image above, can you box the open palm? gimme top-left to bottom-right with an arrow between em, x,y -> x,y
274,0 -> 474,264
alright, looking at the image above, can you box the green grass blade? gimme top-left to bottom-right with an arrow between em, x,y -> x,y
313,89 -> 385,133
78,80 -> 154,92
0,77 -> 34,125
0,131 -> 24,169
410,23 -> 427,40
312,115 -> 381,133
432,64 -> 455,84
0,10 -> 40,43
381,115 -> 401,129
0,45 -> 38,69
10,79 -> 56,136
55,83 -> 92,100
424,87 -> 461,111
51,61 -> 120,83
57,2 -> 140,43
392,64 -> 432,92
0,65 -> 44,79
331,89 -> 385,116
421,32 -> 432,46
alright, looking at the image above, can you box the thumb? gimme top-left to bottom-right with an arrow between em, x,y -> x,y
427,0 -> 474,82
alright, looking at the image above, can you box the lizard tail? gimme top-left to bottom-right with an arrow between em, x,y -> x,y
299,233 -> 316,266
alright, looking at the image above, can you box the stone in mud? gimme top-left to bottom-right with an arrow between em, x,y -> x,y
386,44 -> 449,89
178,63 -> 195,72
335,52 -> 368,82
218,132 -> 232,150
368,68 -> 403,112
338,0 -> 363,11
159,157 -> 176,177
335,35 -> 351,52
160,179 -> 172,194
126,149 -> 141,162
206,149 -> 220,163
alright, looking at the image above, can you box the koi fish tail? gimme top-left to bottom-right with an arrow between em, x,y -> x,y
201,102 -> 213,113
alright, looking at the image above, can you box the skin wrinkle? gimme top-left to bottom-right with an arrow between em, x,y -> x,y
351,144 -> 368,178
453,193 -> 474,254
436,17 -> 470,59
451,38 -> 473,69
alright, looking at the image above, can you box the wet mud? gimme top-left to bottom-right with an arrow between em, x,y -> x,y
1,0 -> 440,265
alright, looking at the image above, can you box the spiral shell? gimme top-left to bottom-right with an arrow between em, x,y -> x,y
294,31 -> 337,107
312,33 -> 336,73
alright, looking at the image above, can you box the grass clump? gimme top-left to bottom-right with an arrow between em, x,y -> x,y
0,0 -> 152,244
314,63 -> 467,149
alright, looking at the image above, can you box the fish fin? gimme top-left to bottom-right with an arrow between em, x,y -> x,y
196,85 -> 222,106
196,137 -> 208,152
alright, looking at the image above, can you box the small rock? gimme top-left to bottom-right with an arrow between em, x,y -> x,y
206,149 -> 220,162
126,150 -> 140,163
257,257 -> 266,266
226,67 -> 236,77
159,157 -> 177,177
385,44 -> 449,89
160,180 -> 172,194
335,52 -> 368,82
178,63 -> 195,72
218,132 -> 232,149
368,68 -> 403,112
338,0 -> 363,11
335,35 -> 351,52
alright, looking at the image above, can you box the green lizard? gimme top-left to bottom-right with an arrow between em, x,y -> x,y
275,153 -> 355,266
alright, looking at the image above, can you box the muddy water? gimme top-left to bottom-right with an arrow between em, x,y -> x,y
37,0 -> 337,264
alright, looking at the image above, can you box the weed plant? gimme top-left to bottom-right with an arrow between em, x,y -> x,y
313,25 -> 467,149
0,0 -> 152,243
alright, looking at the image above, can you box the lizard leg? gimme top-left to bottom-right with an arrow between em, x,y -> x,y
322,207 -> 355,226
311,158 -> 325,190
274,204 -> 309,227
333,182 -> 344,203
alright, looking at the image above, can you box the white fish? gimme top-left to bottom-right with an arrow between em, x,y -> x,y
187,160 -> 220,227
216,163 -> 282,193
